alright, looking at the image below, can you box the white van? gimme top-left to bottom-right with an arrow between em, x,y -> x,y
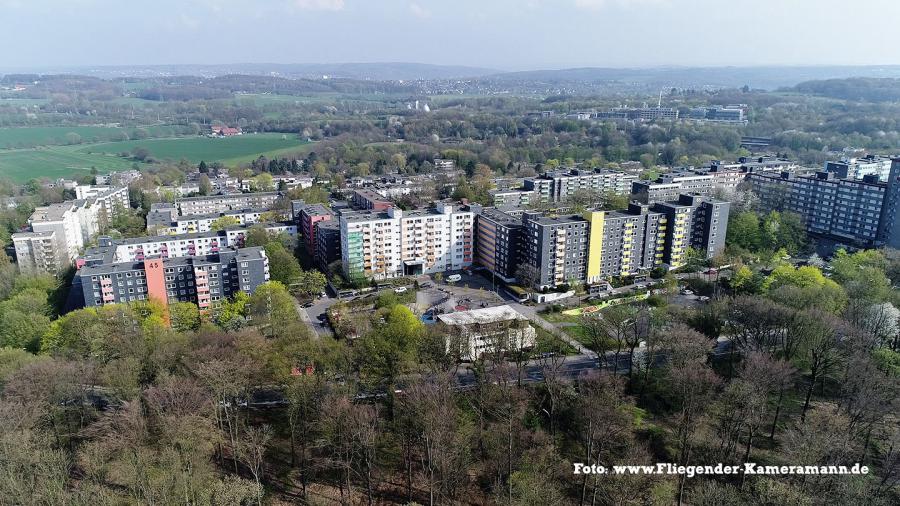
446,274 -> 462,283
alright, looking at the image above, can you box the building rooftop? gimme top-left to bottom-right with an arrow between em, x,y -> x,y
300,203 -> 333,217
176,191 -> 280,202
478,208 -> 524,227
528,214 -> 586,226
79,247 -> 266,276
30,202 -> 79,222
437,305 -> 528,326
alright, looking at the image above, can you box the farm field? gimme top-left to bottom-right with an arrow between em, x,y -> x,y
81,133 -> 310,163
0,133 -> 311,182
0,125 -> 181,149
0,146 -> 138,182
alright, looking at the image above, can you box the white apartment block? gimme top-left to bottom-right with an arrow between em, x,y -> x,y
94,224 -> 298,264
149,208 -> 280,235
341,202 -> 474,280
12,231 -> 68,275
12,187 -> 130,274
175,192 -> 282,215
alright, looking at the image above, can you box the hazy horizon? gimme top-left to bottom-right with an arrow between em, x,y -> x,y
2,0 -> 900,71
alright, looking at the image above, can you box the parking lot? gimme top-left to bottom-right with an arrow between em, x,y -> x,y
414,270 -> 505,318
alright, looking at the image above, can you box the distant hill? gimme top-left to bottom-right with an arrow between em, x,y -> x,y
793,77 -> 900,102
9,63 -> 900,92
486,65 -> 900,90
35,62 -> 500,81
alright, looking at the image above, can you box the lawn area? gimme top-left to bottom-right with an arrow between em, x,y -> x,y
81,133 -> 310,164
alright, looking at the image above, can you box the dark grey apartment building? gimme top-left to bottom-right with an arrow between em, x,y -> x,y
474,208 -> 525,282
523,214 -> 589,289
651,194 -> 730,266
73,247 -> 270,311
747,170 -> 887,248
314,220 -> 342,271
591,203 -> 668,280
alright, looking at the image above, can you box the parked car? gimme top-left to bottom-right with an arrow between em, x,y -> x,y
394,286 -> 408,294
446,274 -> 462,283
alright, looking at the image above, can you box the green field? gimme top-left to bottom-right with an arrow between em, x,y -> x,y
82,133 -> 309,163
0,146 -> 137,182
0,125 -> 181,149
0,133 -> 311,182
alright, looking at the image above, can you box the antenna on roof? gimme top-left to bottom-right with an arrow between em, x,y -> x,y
658,90 -> 662,109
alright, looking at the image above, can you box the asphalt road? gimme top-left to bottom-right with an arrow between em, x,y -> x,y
298,294 -> 338,337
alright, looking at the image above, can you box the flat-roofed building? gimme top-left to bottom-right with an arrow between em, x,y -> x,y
74,247 -> 270,311
437,305 -> 536,361
524,169 -> 636,203
340,202 -> 474,280
523,214 -> 589,289
747,170 -> 887,248
175,192 -> 282,215
12,231 -> 68,275
298,203 -> 334,256
473,207 -> 525,282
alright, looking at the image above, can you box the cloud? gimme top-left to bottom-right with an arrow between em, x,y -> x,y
409,2 -> 431,19
293,0 -> 344,10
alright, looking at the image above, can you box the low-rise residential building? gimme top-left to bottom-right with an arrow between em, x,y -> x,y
524,169 -> 637,203
437,305 -> 536,361
351,189 -> 393,211
175,192 -> 282,215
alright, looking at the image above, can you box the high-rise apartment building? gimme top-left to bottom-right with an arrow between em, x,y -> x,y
473,207 -> 526,282
512,194 -> 730,289
74,248 -> 270,311
747,170 -> 887,248
340,202 -> 473,280
523,214 -> 590,289
297,203 -> 334,255
13,187 -> 130,274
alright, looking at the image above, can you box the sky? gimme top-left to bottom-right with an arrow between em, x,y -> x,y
2,0 -> 900,71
